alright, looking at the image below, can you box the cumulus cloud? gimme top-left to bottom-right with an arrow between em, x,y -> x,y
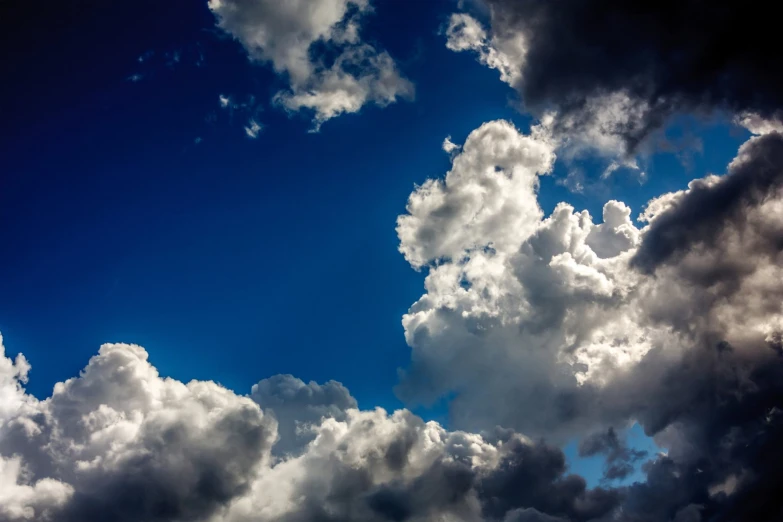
396,121 -> 783,520
208,0 -> 413,130
2,125 -> 782,521
737,113 -> 783,136
250,374 -> 357,458
0,336 -> 625,522
397,120 -> 554,269
446,0 -> 782,159
0,341 -> 277,522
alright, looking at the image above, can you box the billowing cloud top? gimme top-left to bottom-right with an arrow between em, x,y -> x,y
4,121 -> 782,521
209,0 -> 413,129
396,120 -> 783,520
1,335 -> 626,522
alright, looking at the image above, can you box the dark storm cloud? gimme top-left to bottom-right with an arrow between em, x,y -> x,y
485,0 -> 783,151
478,438 -> 622,521
631,132 -> 783,273
616,350 -> 783,522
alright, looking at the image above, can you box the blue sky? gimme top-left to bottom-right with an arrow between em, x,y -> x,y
0,0 -> 762,496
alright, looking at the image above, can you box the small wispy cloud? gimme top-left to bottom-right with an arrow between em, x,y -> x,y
244,119 -> 263,139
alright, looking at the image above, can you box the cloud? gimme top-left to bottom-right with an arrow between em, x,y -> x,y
2,123 -> 782,521
244,118 -> 262,139
736,113 -> 783,136
0,341 -> 277,522
0,336 -> 626,522
445,13 -> 644,176
395,120 -> 783,520
445,13 -> 525,88
250,374 -> 357,458
0,456 -> 72,522
578,427 -> 647,482
208,0 -> 413,130
397,120 -> 554,269
631,132 -> 783,273
446,0 -> 782,157
442,136 -> 460,155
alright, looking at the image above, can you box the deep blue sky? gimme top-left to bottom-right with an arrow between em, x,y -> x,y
0,0 -> 749,484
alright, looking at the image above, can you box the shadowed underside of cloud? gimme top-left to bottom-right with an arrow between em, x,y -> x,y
1,337 -> 627,522
208,0 -> 413,130
447,0 -> 782,156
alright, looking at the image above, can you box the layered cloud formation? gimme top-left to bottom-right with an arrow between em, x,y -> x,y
208,0 -> 413,129
1,336 -> 626,522
396,120 -> 783,520
3,119 -> 782,520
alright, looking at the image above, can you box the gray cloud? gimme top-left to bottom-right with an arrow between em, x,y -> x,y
0,338 -> 625,522
251,374 -> 357,457
631,132 -> 783,273
395,119 -> 783,521
453,0 -> 782,154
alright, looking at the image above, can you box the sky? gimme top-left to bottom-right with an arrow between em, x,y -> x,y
1,1 -> 782,522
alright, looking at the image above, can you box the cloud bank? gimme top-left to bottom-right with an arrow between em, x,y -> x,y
1,335 -> 628,522
208,0 -> 413,129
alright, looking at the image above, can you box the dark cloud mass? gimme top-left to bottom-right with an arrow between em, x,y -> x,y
485,0 -> 783,150
631,132 -> 783,272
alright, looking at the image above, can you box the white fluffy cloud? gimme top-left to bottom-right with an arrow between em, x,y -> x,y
396,122 -> 783,451
397,120 -> 554,269
209,0 -> 413,129
445,13 -> 526,88
0,336 -> 621,522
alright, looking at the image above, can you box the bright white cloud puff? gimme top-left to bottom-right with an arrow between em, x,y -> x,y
209,0 -> 413,130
